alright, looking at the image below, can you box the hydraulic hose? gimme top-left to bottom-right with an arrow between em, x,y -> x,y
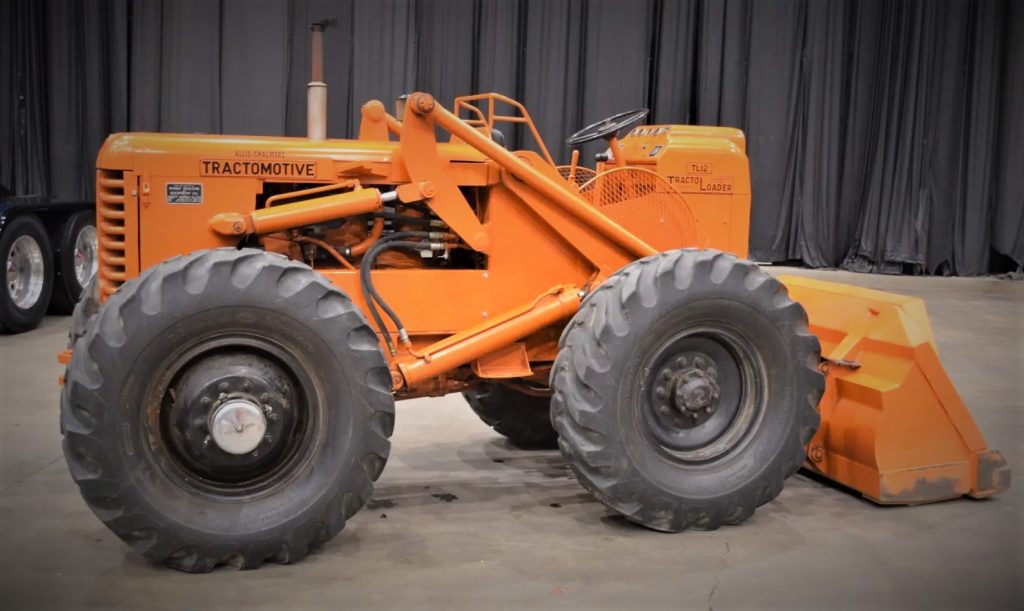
359,231 -> 431,355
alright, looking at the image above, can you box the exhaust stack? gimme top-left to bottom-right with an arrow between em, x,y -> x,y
307,18 -> 337,141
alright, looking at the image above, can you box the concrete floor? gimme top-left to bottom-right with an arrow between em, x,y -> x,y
0,268 -> 1021,610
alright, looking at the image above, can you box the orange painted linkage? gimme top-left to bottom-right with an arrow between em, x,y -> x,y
209,185 -> 386,237
408,92 -> 657,262
397,285 -> 581,389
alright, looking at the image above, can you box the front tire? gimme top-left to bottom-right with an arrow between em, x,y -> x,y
61,249 -> 395,572
551,250 -> 822,532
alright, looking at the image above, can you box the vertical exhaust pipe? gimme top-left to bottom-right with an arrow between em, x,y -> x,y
307,18 -> 336,140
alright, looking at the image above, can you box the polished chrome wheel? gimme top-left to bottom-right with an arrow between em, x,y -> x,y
6,235 -> 45,309
73,224 -> 97,288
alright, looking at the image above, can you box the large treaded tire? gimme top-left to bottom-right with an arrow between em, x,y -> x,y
551,249 -> 822,532
67,274 -> 99,348
61,248 -> 395,572
463,384 -> 558,449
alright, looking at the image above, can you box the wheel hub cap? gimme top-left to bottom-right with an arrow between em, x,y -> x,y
73,225 -> 98,287
163,350 -> 302,487
643,328 -> 762,462
209,399 -> 267,455
654,354 -> 722,420
6,235 -> 44,309
673,364 -> 721,416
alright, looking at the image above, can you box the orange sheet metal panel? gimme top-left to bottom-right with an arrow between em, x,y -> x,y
618,125 -> 751,258
781,275 -> 1010,504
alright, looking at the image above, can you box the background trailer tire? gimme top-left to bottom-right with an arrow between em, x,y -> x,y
50,210 -> 97,314
61,249 -> 395,572
463,384 -> 559,450
0,214 -> 54,334
551,250 -> 824,532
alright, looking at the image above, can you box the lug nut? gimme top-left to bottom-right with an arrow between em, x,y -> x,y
242,381 -> 252,392
694,356 -> 706,369
218,382 -> 229,392
655,385 -> 668,399
200,397 -> 211,408
675,356 -> 688,368
659,405 -> 671,416
260,393 -> 271,403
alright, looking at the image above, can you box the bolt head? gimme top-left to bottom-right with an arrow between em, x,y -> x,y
218,382 -> 230,392
694,356 -> 706,369
674,356 -> 688,369
414,94 -> 436,114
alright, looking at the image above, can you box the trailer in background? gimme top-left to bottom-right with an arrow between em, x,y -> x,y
0,197 -> 96,333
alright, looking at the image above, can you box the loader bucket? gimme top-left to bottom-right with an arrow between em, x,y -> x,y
780,275 -> 1010,505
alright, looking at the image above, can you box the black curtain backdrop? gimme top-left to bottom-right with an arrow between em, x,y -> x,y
2,0 -> 1021,274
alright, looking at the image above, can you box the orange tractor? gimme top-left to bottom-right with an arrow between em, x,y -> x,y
60,26 -> 1008,573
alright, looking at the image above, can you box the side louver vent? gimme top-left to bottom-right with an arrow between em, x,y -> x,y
96,169 -> 128,298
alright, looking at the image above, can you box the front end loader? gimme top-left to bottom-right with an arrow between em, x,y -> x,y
58,29 -> 1007,573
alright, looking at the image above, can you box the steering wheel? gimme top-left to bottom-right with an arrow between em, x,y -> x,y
566,108 -> 649,146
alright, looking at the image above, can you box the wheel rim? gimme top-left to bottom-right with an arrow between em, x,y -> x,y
638,324 -> 765,463
6,235 -> 45,309
73,224 -> 97,287
145,335 -> 322,498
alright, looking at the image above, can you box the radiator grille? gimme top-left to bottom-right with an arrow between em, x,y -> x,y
96,169 -> 127,298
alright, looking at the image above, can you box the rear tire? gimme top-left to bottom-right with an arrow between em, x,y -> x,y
61,249 -> 395,572
0,214 -> 54,334
50,211 -> 97,314
464,384 -> 558,449
551,249 -> 822,532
